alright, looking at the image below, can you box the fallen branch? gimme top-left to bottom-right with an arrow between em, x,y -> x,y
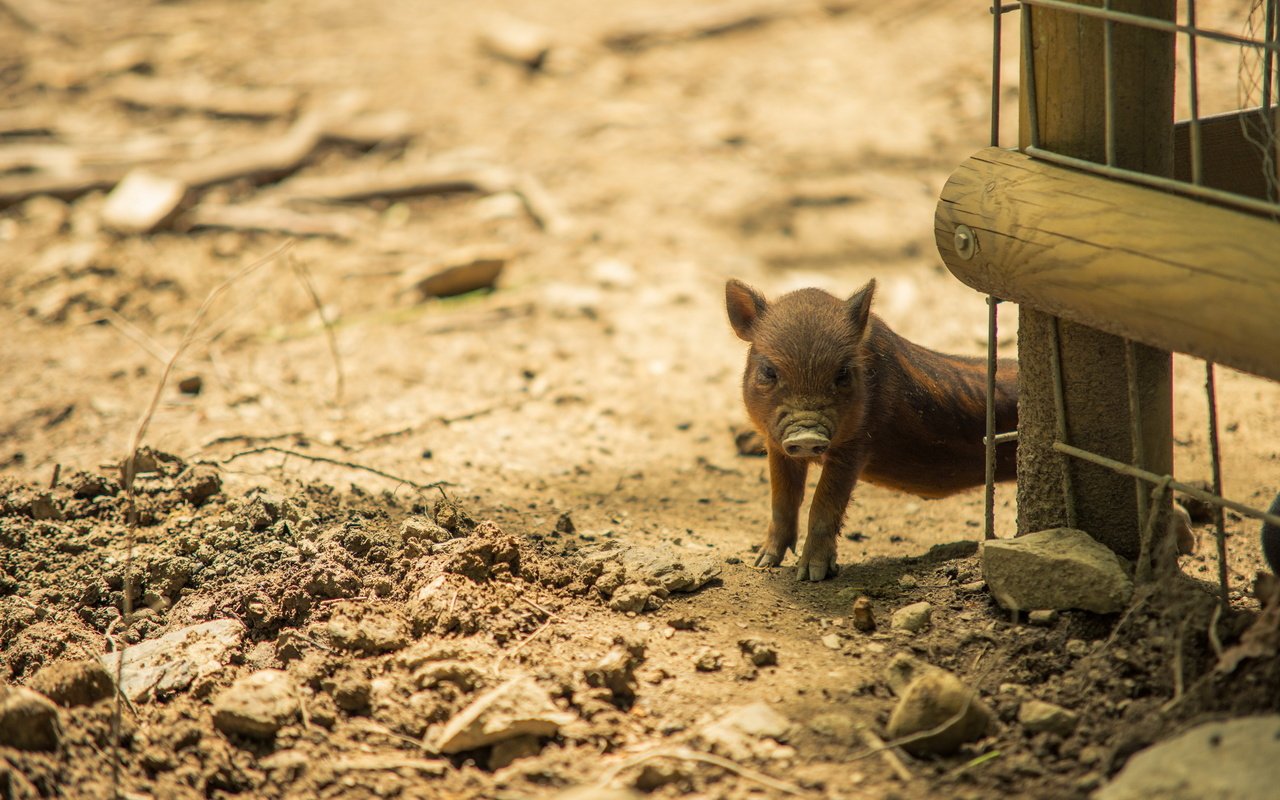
264,160 -> 514,204
109,75 -> 301,119
186,203 -> 363,239
857,726 -> 914,783
215,446 -> 448,492
603,0 -> 801,50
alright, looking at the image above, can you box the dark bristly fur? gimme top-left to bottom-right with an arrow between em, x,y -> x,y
726,278 -> 1018,581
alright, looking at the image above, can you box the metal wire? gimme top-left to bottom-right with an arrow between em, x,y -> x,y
1021,0 -> 1280,54
1103,0 -> 1117,167
1188,0 -> 1205,186
985,296 -> 999,540
1123,341 -> 1150,556
1205,363 -> 1230,605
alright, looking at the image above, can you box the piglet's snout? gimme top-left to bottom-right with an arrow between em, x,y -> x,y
782,427 -> 830,457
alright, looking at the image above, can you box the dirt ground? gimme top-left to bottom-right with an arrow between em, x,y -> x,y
2,1 -> 1279,798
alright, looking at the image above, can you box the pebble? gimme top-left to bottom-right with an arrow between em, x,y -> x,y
1065,639 -> 1090,658
432,676 -> 574,753
737,638 -> 778,667
693,648 -> 724,672
851,596 -> 876,632
212,670 -> 300,739
891,601 -> 933,633
821,633 -> 843,650
1018,699 -> 1079,736
1028,609 -> 1059,627
0,686 -> 61,751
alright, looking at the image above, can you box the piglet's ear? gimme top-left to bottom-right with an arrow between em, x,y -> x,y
725,279 -> 768,342
846,279 -> 876,339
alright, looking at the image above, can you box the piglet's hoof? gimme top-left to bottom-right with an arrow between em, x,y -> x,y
754,551 -> 783,568
796,555 -> 838,582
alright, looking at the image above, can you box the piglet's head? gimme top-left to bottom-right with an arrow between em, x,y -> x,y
725,279 -> 876,458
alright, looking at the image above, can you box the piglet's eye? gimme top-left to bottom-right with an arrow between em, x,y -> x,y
759,363 -> 778,383
835,365 -> 852,387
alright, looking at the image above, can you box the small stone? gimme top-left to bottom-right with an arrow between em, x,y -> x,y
1065,639 -> 1090,658
852,596 -> 876,632
178,465 -> 222,506
101,169 -> 187,234
584,639 -> 645,705
809,711 -> 858,745
0,686 -> 61,751
432,676 -> 574,753
589,258 -> 637,289
101,618 -> 246,702
700,702 -> 792,760
886,669 -> 994,756
891,601 -> 933,633
693,648 -> 723,672
737,638 -> 778,667
608,583 -> 653,613
960,580 -> 987,593
488,734 -> 543,770
632,760 -> 686,791
982,528 -> 1133,613
1019,699 -> 1078,737
554,512 -> 576,535
177,375 -> 203,395
28,659 -> 114,707
212,669 -> 299,739
1028,609 -> 1059,627
401,517 -> 453,544
821,633 -> 843,650
324,602 -> 410,654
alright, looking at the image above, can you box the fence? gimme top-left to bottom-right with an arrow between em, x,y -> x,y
935,0 -> 1280,605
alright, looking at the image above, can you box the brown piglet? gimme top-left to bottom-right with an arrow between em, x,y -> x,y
725,279 -> 1018,581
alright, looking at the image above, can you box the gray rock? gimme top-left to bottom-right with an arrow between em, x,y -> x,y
982,528 -> 1133,613
432,676 -> 574,754
891,601 -> 933,633
884,652 -> 941,695
1019,699 -> 1078,736
28,659 -> 114,707
101,618 -> 246,702
212,669 -> 300,739
579,542 -> 720,594
700,702 -> 792,760
1094,716 -> 1280,800
0,686 -> 61,751
887,668 -> 994,756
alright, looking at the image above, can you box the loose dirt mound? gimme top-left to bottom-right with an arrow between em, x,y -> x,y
1,454 -> 1277,799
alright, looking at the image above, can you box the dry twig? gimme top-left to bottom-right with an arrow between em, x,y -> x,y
215,446 -> 447,492
290,257 -> 346,406
857,725 -> 914,783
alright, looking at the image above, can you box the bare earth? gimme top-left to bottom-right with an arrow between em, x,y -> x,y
1,1 -> 1278,798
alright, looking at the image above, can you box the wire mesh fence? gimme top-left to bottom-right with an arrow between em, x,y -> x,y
979,0 -> 1280,605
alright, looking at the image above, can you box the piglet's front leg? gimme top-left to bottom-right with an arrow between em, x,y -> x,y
755,447 -> 808,568
796,450 -> 862,582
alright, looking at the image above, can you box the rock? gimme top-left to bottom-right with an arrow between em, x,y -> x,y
821,633 -> 842,650
212,669 -> 300,739
0,686 -> 61,751
737,638 -> 778,667
404,247 -> 510,300
553,788 -> 642,800
101,618 -> 246,702
608,583 -> 653,613
886,668 -> 994,756
590,258 -> 637,289
884,652 -> 938,695
692,648 -> 723,672
401,516 -> 453,544
1094,716 -> 1280,800
1028,609 -> 1059,627
101,169 -> 188,234
1065,639 -> 1091,658
478,14 -> 554,70
891,601 -> 933,633
432,676 -> 574,754
28,659 -> 114,707
488,734 -> 544,770
1019,699 -> 1078,736
700,702 -> 792,760
852,596 -> 876,631
578,542 -> 721,595
632,760 -> 688,791
982,528 -> 1133,613
177,465 -> 222,506
809,711 -> 859,745
177,375 -> 203,395
325,602 -> 410,654
584,639 -> 645,704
